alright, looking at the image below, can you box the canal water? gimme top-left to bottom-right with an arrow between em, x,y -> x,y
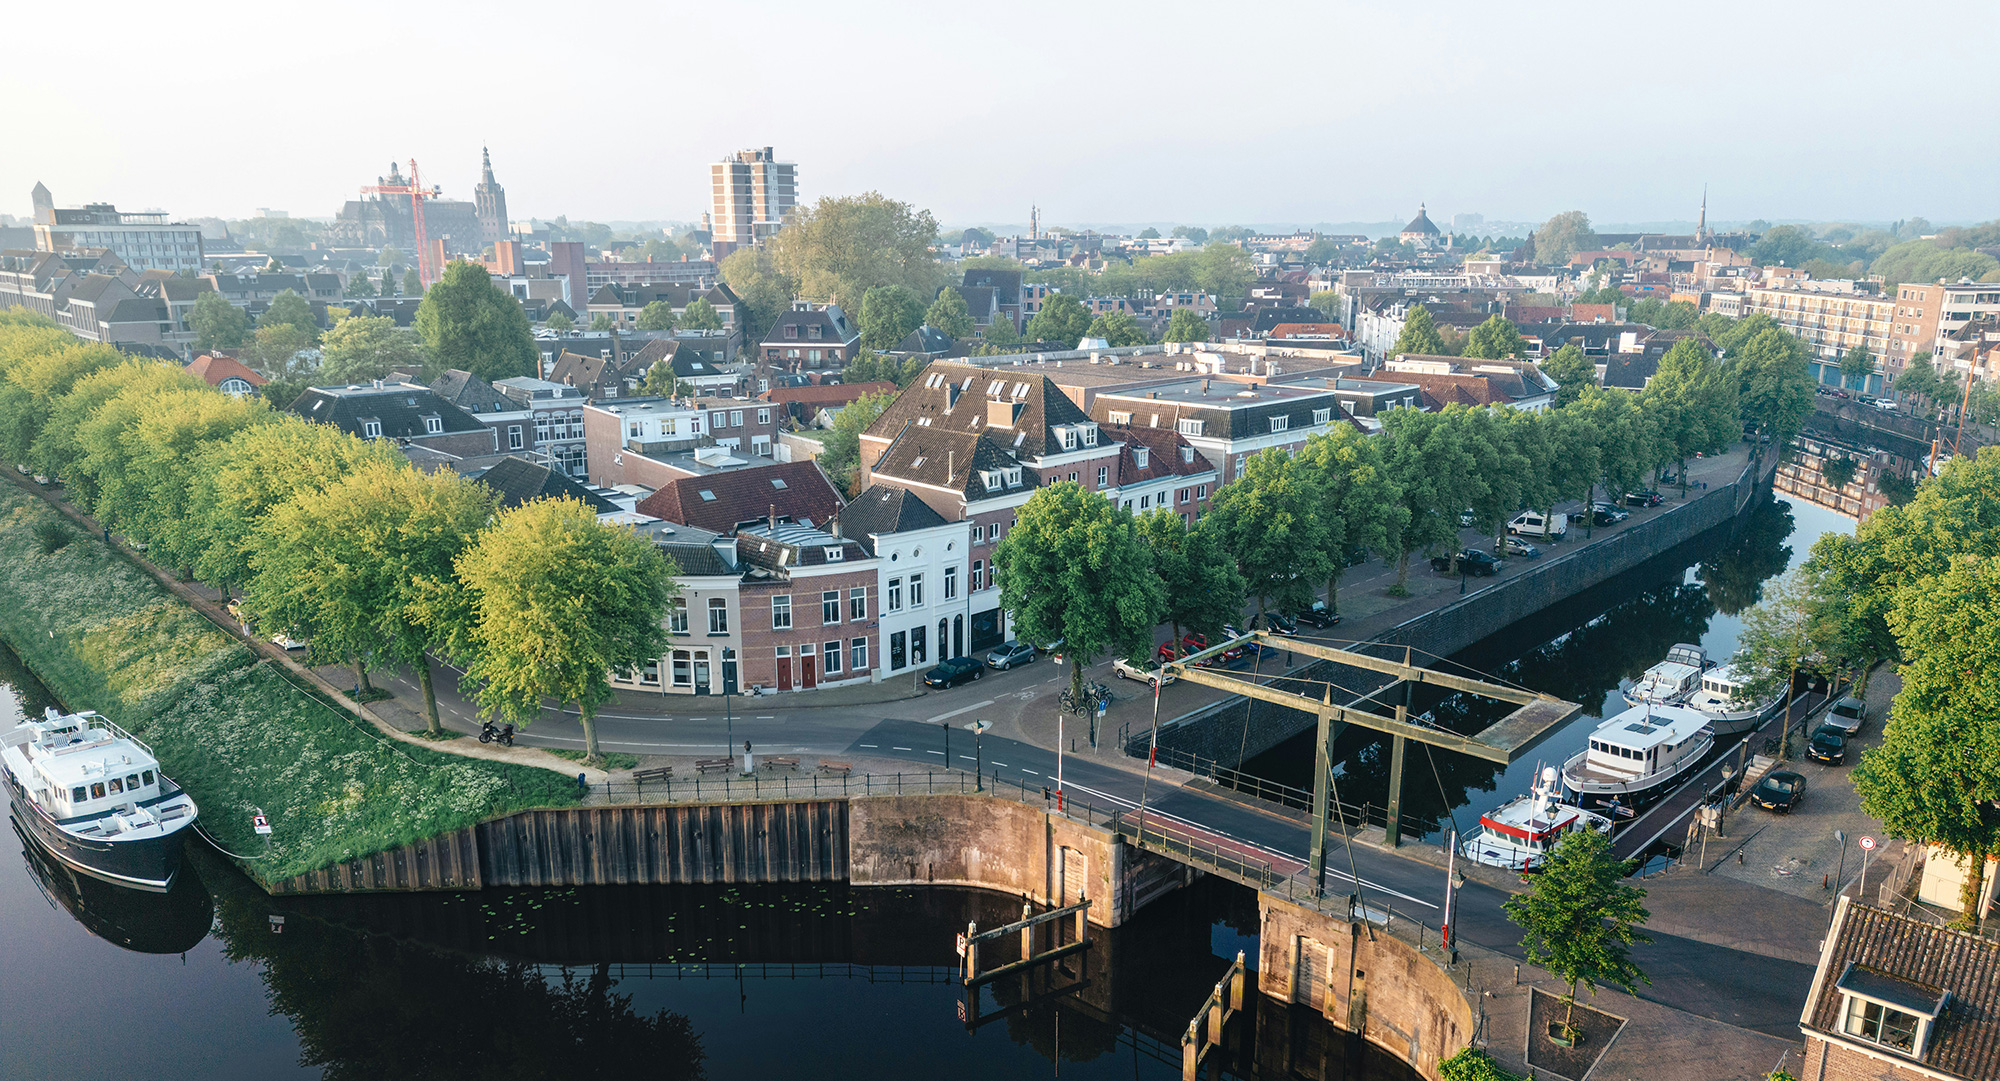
0,641 -> 1416,1080
1241,493 -> 1855,845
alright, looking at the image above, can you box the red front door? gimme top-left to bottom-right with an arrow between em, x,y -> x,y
775,654 -> 792,692
802,653 -> 818,690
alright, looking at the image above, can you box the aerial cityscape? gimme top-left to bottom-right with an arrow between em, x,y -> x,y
3,5 -> 1998,1081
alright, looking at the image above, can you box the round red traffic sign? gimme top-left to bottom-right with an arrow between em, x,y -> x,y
1860,836 -> 1876,851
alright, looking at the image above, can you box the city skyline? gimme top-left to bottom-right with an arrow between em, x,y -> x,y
7,1 -> 1995,228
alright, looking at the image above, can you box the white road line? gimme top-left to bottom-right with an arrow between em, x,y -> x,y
892,746 -> 912,751
859,744 -> 878,748
926,750 -> 944,755
1021,769 -> 1039,775
958,755 -> 976,761
755,716 -> 775,720
923,699 -> 995,725
993,762 -> 1009,768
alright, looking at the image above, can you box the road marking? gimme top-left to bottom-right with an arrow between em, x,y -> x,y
859,743 -> 877,748
993,762 -> 1009,768
892,746 -> 912,751
924,699 -> 994,725
1021,769 -> 1039,775
926,750 -> 944,756
689,717 -> 708,721
958,755 -> 977,761
756,716 -> 775,720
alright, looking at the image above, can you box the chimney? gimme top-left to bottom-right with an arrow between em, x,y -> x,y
1202,379 -> 1211,395
769,504 -> 777,532
948,449 -> 955,479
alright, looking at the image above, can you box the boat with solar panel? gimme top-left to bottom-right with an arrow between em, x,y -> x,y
1559,703 -> 1714,808
1,707 -> 198,892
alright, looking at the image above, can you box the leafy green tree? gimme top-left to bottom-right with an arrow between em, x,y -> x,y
635,301 -> 678,332
1203,447 -> 1333,618
1379,408 -> 1484,591
589,313 -> 616,332
1624,298 -> 1699,330
639,362 -> 690,399
1138,227 -> 1161,239
1296,427 -> 1405,617
189,292 -> 251,351
1025,294 -> 1093,348
448,498 -> 679,764
1458,408 -> 1530,548
378,246 -> 404,268
261,289 -> 319,343
767,191 -> 942,308
858,284 -> 925,350
994,483 -> 1165,706
402,268 -> 422,296
1086,310 -> 1149,347
982,311 -> 1022,346
122,389 -> 274,568
250,460 -> 498,733
1191,243 -> 1256,300
1161,308 -> 1209,344
1641,338 -> 1738,485
816,390 -> 896,494
1532,210 -> 1597,266
680,297 -> 723,332
1171,225 -> 1208,245
0,338 -> 123,464
544,312 -> 574,332
1820,455 -> 1857,491
239,322 -> 319,385
1136,510 -> 1245,654
1542,343 -> 1596,407
1503,828 -> 1650,1039
1567,388 -> 1648,531
1308,289 -> 1342,323
345,274 -> 376,299
925,287 -> 975,339
415,260 -> 537,383
30,362 -> 202,500
1870,239 -> 2000,289
68,369 -> 210,528
1390,304 -> 1445,356
1463,315 -> 1526,359
718,248 -> 795,344
1839,344 -> 1875,391
1730,327 -> 1814,442
319,314 -> 431,385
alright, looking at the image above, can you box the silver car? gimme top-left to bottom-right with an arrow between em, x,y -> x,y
984,640 -> 1037,670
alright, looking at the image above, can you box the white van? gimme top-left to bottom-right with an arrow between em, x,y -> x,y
1507,509 -> 1567,541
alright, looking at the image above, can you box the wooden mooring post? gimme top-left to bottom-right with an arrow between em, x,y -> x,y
1181,950 -> 1246,1080
960,898 -> 1091,985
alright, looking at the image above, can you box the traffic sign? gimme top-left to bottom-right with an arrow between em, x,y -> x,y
955,932 -> 967,958
252,813 -> 272,836
1860,836 -> 1876,851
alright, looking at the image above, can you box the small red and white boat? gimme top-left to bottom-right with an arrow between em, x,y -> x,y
1461,766 -> 1612,871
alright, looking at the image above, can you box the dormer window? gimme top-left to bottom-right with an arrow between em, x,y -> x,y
1176,418 -> 1204,437
1182,446 -> 1195,463
1004,467 -> 1023,487
1134,446 -> 1150,468
361,419 -> 382,439
1835,963 -> 1947,1059
784,325 -> 799,339
1269,416 -> 1289,433
423,415 -> 444,435
981,470 -> 1002,492
1061,428 -> 1077,450
824,547 -> 844,561
1081,424 -> 1097,446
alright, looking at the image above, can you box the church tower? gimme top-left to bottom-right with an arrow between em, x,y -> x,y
1696,187 -> 1710,242
31,181 -> 54,225
474,147 -> 509,249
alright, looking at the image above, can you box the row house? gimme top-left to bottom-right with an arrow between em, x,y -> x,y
431,370 -> 593,477
583,281 -> 741,339
833,486 -> 975,674
1888,280 -> 2000,379
1799,898 -> 2000,1081
760,304 -> 860,376
1088,376 -> 1346,484
584,395 -> 782,488
290,381 -> 497,457
611,530 -> 746,697
1100,424 -> 1219,524
736,521 -> 879,692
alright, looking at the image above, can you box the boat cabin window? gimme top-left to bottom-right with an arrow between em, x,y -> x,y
142,770 -> 154,786
108,777 -> 123,795
90,782 -> 105,799
71,786 -> 86,802
125,773 -> 140,791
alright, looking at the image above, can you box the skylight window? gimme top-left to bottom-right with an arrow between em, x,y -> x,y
770,478 -> 788,489
699,490 -> 717,501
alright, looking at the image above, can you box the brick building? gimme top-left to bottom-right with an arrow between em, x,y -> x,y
1798,898 -> 1999,1081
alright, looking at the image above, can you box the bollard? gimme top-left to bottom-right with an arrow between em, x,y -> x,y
1020,901 -> 1032,963
1513,963 -> 1519,986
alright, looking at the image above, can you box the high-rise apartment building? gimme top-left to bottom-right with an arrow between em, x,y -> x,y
709,147 -> 796,259
473,147 -> 509,250
30,182 -> 203,273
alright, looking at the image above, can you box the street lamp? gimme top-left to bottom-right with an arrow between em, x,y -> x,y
966,719 -> 990,791
1442,830 -> 1465,962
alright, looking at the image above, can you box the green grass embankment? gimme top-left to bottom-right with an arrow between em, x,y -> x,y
0,489 -> 576,884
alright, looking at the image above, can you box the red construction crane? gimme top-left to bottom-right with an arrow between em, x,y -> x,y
360,159 -> 441,287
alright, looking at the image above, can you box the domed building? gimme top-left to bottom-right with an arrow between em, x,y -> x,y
1398,204 -> 1445,250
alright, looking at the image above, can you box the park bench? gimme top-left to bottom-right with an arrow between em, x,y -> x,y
761,756 -> 800,771
694,758 -> 735,774
632,766 -> 674,784
818,760 -> 853,775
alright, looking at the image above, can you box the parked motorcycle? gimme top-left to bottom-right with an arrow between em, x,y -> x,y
479,721 -> 515,747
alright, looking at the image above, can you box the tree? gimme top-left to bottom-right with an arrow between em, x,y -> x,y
1390,304 -> 1445,357
858,284 -> 925,350
1542,343 -> 1596,407
640,362 -> 691,399
1136,511 -> 1245,660
238,323 -> 319,385
1087,311 -> 1149,347
1731,327 -> 1814,442
1532,210 -> 1597,266
189,292 -> 251,351
1463,315 -> 1526,360
982,310 -> 1022,347
1308,289 -> 1341,323
1204,447 -> 1334,624
31,361 -> 202,504
680,297 -> 723,332
767,192 -> 942,309
816,390 -> 896,494
1171,225 -> 1208,245
319,314 -> 431,385
994,483 -> 1164,706
415,261 -> 537,383
1821,455 -> 1857,491
402,268 -> 422,296
250,461 -> 497,733
1839,344 -> 1875,391
635,302 -> 678,332
1025,294 -> 1093,348
1138,227 -> 1161,240
345,274 -> 376,299
1641,338 -> 1738,486
925,287 -> 974,340
378,246 -> 404,268
589,313 -> 617,332
449,498 -> 678,764
261,289 -> 319,343
1161,308 -> 1209,344
122,389 -> 274,569
544,312 -> 574,332
1503,828 -> 1650,1039
1191,243 -> 1256,300
1296,427 -> 1405,618
718,248 -> 794,344
1379,408 -> 1484,592
1870,239 -> 2000,289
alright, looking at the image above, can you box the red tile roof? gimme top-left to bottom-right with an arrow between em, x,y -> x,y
633,460 -> 845,534
185,353 -> 267,388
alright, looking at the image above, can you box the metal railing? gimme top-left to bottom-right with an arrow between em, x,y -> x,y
1119,743 -> 1442,838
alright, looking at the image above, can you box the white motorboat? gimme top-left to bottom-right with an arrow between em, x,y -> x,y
1684,662 -> 1783,735
1,708 -> 198,892
1623,642 -> 1708,707
1462,766 -> 1613,871
1561,703 -> 1714,809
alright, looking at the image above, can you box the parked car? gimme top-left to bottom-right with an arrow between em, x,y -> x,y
1507,509 -> 1567,541
923,656 -> 983,688
1457,508 -> 1477,528
1260,612 -> 1299,636
1113,657 -> 1177,687
1498,536 -> 1541,559
1824,695 -> 1866,736
1751,770 -> 1807,813
1182,632 -> 1245,662
1431,549 -> 1502,577
1157,642 -> 1212,667
1806,726 -> 1847,765
271,632 -> 307,651
1222,624 -> 1264,655
1291,601 -> 1341,628
984,640 -> 1037,670
1623,490 -> 1664,508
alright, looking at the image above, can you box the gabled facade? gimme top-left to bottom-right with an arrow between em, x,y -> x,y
290,381 -> 497,457
1799,899 -> 2000,1081
760,304 -> 859,375
834,485 -> 974,674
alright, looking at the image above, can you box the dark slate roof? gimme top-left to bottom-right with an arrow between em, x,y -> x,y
549,349 -> 611,390
866,360 -> 1096,461
1401,206 -> 1440,235
430,369 -> 513,413
1251,307 -> 1332,334
961,268 -> 1023,299
1806,901 -> 2000,1081
1107,425 -> 1215,485
761,304 -> 857,347
290,383 -> 492,441
868,424 -> 1029,503
475,455 -> 620,513
957,285 -> 999,319
894,325 -> 957,355
659,541 -> 735,577
633,460 -> 845,534
833,485 -> 949,554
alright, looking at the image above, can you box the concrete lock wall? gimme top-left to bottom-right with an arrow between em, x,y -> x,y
1258,893 -> 1473,1081
1155,456 -> 1775,764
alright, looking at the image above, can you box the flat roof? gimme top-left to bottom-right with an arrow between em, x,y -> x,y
1099,379 -> 1334,409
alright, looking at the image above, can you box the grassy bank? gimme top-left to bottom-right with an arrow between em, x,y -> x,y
0,488 -> 576,883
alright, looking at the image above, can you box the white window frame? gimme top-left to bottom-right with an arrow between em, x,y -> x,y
887,577 -> 903,612
851,637 -> 867,672
771,594 -> 792,630
944,565 -> 958,599
670,598 -> 689,634
362,420 -> 382,439
910,572 -> 925,608
850,587 -> 867,620
708,598 -> 728,633
822,590 -> 840,624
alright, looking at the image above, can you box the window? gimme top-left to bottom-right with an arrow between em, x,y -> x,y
910,573 -> 925,607
823,641 -> 842,675
1082,425 -> 1097,446
508,425 -> 524,450
71,786 -> 85,803
822,590 -> 840,624
784,325 -> 799,339
1061,428 -> 1077,450
1178,488 -> 1190,504
672,651 -> 692,686
972,524 -> 985,544
944,565 -> 958,599
890,630 -> 907,670
971,560 -> 984,591
641,658 -> 661,685
1843,997 -> 1920,1053
911,624 -> 928,663
1234,455 -> 1245,475
628,421 -> 642,439
771,595 -> 792,629
90,782 -> 105,799
887,577 -> 903,612
1097,466 -> 1108,486
424,415 -> 444,435
1313,407 -> 1332,425
758,408 -> 772,424
731,410 -> 744,426
1140,494 -> 1150,508
1068,472 -> 1079,483
850,587 -> 867,620
1134,446 -> 1150,468
851,637 -> 867,671
670,598 -> 689,634
713,410 -> 728,427
362,420 -> 382,439
1196,484 -> 1207,499
1109,411 -> 1132,425
708,598 -> 728,633
824,546 -> 844,561
1177,418 -> 1204,436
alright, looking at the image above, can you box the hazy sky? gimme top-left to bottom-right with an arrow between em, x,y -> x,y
9,1 -> 1995,231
